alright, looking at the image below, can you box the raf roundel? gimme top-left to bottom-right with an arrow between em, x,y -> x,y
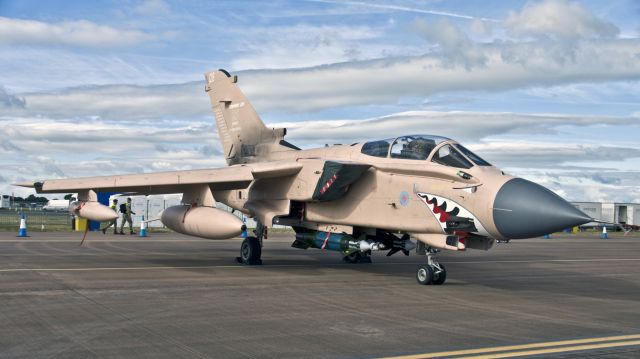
399,191 -> 410,207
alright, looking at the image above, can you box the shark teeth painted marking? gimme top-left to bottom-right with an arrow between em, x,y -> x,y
417,192 -> 489,237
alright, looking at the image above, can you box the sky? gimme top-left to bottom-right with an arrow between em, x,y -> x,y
0,0 -> 639,202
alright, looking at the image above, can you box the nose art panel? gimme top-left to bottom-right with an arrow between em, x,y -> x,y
493,178 -> 591,239
418,193 -> 490,237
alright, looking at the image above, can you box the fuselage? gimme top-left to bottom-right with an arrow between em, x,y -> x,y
221,134 -> 591,243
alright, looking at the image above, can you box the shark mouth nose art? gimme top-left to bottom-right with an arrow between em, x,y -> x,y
422,195 -> 460,223
417,193 -> 489,236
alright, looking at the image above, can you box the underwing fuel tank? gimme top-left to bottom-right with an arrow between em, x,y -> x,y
161,205 -> 245,240
292,231 -> 385,253
412,233 -> 466,251
70,201 -> 118,222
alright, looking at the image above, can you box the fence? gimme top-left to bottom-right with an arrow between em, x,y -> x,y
0,208 -> 287,232
0,209 -> 73,231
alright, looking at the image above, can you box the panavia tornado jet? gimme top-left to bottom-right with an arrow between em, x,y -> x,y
17,69 -> 593,285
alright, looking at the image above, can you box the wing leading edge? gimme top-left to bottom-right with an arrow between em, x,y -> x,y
18,161 -> 303,195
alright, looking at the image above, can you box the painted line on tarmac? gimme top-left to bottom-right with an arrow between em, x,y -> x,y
459,340 -> 640,358
377,334 -> 640,359
1,258 -> 640,272
0,239 -> 296,243
446,258 -> 640,264
0,265 -> 238,272
0,263 -> 375,272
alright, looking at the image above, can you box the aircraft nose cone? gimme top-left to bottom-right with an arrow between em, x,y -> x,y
493,178 -> 591,239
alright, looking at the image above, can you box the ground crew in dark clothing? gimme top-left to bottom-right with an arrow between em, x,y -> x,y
101,199 -> 119,234
119,197 -> 136,235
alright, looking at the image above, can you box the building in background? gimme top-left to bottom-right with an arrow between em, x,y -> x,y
571,202 -> 638,227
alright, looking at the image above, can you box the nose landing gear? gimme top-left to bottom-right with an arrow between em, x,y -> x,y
416,248 -> 447,285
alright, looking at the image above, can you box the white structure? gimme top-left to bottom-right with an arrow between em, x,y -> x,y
108,194 -> 259,228
109,194 -> 179,228
0,195 -> 10,209
571,202 -> 638,226
42,199 -> 70,211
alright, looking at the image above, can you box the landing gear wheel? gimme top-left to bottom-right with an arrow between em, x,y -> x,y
432,264 -> 447,285
236,236 -> 262,265
416,265 -> 434,285
359,253 -> 372,264
343,251 -> 372,264
343,252 -> 362,264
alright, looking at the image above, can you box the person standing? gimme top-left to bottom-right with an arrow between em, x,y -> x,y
101,199 -> 119,234
119,197 -> 136,235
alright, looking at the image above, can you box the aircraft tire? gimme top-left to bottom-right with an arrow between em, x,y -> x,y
416,265 -> 434,285
432,264 -> 447,285
239,237 -> 262,265
359,254 -> 372,263
343,252 -> 361,264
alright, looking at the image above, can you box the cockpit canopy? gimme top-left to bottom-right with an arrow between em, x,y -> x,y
360,135 -> 491,169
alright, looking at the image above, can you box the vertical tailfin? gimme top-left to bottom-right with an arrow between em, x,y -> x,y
204,69 -> 295,165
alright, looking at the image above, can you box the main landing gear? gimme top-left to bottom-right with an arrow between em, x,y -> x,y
342,251 -> 372,264
237,236 -> 262,265
416,248 -> 447,285
236,222 -> 265,265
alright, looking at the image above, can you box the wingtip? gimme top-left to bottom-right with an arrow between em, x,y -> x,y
13,182 -> 35,188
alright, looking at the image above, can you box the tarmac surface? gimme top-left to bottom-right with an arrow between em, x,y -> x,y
1,231 -> 640,358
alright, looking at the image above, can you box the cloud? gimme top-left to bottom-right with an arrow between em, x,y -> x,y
1,83 -> 207,120
512,169 -> 640,203
0,17 -> 154,48
1,0 -> 638,203
246,38 -> 640,112
470,19 -> 492,37
3,35 -> 640,119
0,87 -> 25,108
410,18 -> 487,68
0,116 -> 218,162
0,115 -> 226,197
505,0 -> 619,41
309,0 -> 498,21
229,23 -> 393,70
2,2 -> 637,113
0,47 -> 202,92
275,111 -> 639,146
471,141 -> 640,167
134,0 -> 170,14
3,110 -> 639,202
5,110 -> 636,164
0,140 -> 22,153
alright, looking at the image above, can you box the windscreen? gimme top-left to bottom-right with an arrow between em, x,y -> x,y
454,144 -> 491,166
389,135 -> 448,160
431,145 -> 473,169
361,140 -> 391,157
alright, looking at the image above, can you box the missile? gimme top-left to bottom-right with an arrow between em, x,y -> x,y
70,201 -> 118,222
359,240 -> 385,251
293,231 -> 385,253
161,205 -> 245,240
